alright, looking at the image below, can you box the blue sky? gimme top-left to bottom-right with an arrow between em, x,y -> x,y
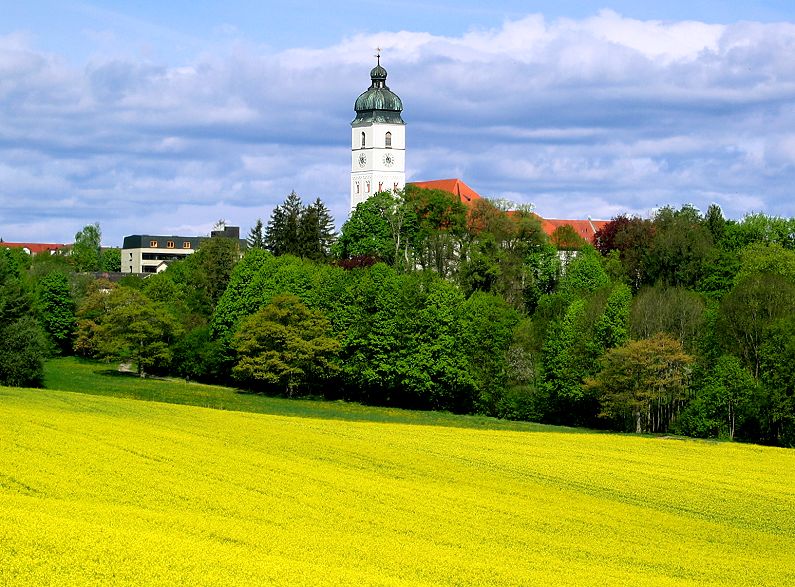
2,1 -> 795,244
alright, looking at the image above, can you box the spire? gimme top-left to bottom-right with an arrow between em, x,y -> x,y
370,49 -> 388,87
353,52 -> 404,125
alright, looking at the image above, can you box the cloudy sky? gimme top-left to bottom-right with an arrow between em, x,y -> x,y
3,1 -> 795,245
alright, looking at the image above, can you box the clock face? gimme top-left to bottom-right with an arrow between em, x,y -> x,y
358,153 -> 367,168
382,153 -> 395,167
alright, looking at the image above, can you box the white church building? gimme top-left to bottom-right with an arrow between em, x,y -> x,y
350,56 -> 406,211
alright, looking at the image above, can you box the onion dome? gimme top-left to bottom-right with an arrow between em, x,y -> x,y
352,57 -> 404,126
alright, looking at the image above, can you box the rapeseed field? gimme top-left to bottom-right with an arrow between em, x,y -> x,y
2,386 -> 794,586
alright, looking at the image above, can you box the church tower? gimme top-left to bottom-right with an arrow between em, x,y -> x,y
351,55 -> 405,211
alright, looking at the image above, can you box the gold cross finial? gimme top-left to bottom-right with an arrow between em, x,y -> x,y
375,47 -> 381,65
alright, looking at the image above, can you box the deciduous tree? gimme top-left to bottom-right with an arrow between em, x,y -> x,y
334,192 -> 398,264
0,249 -> 47,387
558,246 -> 609,296
631,286 -> 706,352
759,316 -> 795,446
593,283 -> 632,351
100,247 -> 121,272
89,288 -> 181,377
594,214 -> 654,290
395,278 -> 475,412
550,224 -> 587,251
646,205 -> 714,288
718,273 -> 795,378
71,223 -> 102,272
405,185 -> 467,278
586,334 -> 693,433
35,271 -> 76,353
231,294 -> 340,395
459,291 -> 520,415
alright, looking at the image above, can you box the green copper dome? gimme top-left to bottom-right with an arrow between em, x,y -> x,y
370,63 -> 387,81
352,59 -> 404,126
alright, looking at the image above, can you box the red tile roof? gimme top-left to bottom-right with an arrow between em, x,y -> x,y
411,179 -> 484,205
539,218 -> 609,243
409,179 -> 607,243
2,242 -> 67,254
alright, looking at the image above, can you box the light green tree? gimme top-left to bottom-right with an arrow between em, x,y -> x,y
85,287 -> 181,377
558,246 -> 609,296
333,191 -> 406,265
593,283 -> 632,351
541,299 -> 588,405
71,223 -> 102,272
702,355 -> 756,440
585,334 -> 693,433
735,242 -> 795,284
232,294 -> 340,396
100,247 -> 121,272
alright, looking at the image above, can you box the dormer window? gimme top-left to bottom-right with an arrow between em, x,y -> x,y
361,132 -> 365,148
385,131 -> 392,148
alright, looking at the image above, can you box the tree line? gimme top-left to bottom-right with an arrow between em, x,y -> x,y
4,189 -> 795,447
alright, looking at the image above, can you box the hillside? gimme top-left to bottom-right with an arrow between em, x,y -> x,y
2,382 -> 794,585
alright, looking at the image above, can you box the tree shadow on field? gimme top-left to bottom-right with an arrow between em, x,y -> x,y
53,358 -> 601,435
94,369 -> 169,381
231,388 -> 601,435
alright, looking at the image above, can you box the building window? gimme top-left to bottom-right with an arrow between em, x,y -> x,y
393,182 -> 399,191
356,182 -> 360,194
183,241 -> 192,249
167,240 -> 175,249
361,132 -> 365,147
366,181 -> 370,193
378,181 -> 383,192
149,240 -> 158,247
385,131 -> 392,148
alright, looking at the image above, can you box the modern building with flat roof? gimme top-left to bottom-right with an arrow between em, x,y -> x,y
121,226 -> 243,274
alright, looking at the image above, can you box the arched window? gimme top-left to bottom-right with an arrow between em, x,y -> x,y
385,131 -> 392,148
378,182 -> 383,192
366,181 -> 371,193
356,182 -> 360,194
361,132 -> 366,147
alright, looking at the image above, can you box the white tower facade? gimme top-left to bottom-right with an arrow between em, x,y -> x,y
351,58 -> 405,211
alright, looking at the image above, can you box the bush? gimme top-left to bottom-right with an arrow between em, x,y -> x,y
0,316 -> 47,387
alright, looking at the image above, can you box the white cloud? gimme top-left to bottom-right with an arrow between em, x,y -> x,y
2,13 -> 795,243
